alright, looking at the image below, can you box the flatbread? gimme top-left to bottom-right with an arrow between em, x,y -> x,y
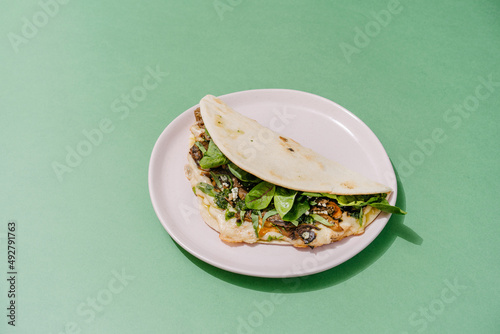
200,95 -> 392,195
185,95 -> 395,248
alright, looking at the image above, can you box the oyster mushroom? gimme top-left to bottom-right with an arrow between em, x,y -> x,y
325,201 -> 342,220
318,214 -> 344,232
314,199 -> 342,219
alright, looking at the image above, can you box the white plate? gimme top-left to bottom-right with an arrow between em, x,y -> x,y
148,89 -> 397,278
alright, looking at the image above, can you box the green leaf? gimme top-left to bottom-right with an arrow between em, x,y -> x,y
210,171 -> 223,189
235,199 -> 246,211
209,172 -> 232,190
227,163 -> 260,183
370,200 -> 407,215
336,195 -> 406,215
282,195 -> 310,222
349,207 -> 362,219
225,210 -> 236,221
194,141 -> 206,154
310,213 -> 334,226
301,192 -> 324,198
334,194 -> 379,207
274,187 -> 297,218
245,182 -> 276,210
251,211 -> 260,236
267,235 -> 283,241
196,182 -> 216,197
302,192 -> 406,215
199,140 -> 229,169
237,210 -> 246,226
262,209 -> 278,222
214,189 -> 229,209
302,192 -> 380,206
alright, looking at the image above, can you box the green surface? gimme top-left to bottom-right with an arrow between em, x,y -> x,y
1,0 -> 499,333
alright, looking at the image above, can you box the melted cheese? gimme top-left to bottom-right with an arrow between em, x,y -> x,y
185,154 -> 257,243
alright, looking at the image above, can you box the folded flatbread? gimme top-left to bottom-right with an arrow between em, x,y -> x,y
184,95 -> 405,248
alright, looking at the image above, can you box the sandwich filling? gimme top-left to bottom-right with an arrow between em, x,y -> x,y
185,108 -> 406,248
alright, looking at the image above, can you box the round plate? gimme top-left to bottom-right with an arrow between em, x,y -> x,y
148,89 -> 397,278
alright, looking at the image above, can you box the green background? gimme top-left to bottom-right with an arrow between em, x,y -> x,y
1,0 -> 499,333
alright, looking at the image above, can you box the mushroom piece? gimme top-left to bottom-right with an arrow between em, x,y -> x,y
265,215 -> 296,238
228,176 -> 248,200
312,200 -> 343,222
318,214 -> 344,232
294,224 -> 320,244
238,187 -> 248,200
325,201 -> 342,220
300,230 -> 316,244
194,107 -> 203,123
193,108 -> 209,140
189,144 -> 203,164
267,215 -> 294,230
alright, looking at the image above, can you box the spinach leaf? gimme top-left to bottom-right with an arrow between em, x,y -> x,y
336,195 -> 406,215
227,163 -> 260,183
349,207 -> 363,220
251,211 -> 260,236
210,171 -> 223,189
245,182 -> 276,210
199,140 -> 229,169
302,192 -> 379,206
335,194 -> 382,207
238,210 -> 246,226
302,191 -> 406,215
310,214 -> 334,226
282,195 -> 310,222
344,207 -> 363,225
274,187 -> 297,218
195,141 -> 206,154
370,199 -> 407,215
301,192 -> 324,198
196,182 -> 216,197
209,172 -> 233,190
